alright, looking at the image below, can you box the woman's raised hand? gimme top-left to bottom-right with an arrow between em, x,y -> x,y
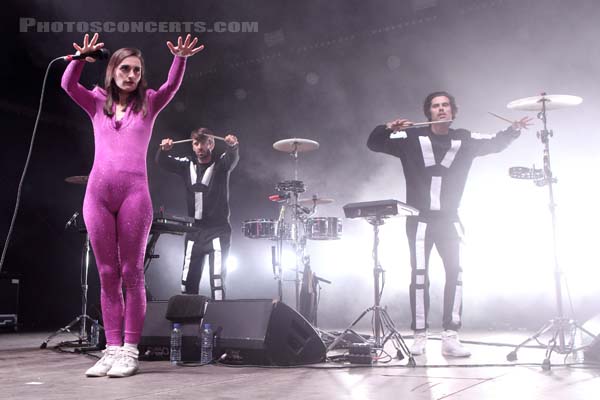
72,33 -> 104,62
167,34 -> 204,57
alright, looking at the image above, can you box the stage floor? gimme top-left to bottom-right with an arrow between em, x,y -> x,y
1,330 -> 598,400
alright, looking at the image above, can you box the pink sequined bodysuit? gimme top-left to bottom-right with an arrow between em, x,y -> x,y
61,56 -> 186,345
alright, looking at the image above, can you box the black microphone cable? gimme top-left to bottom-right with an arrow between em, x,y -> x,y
0,56 -> 64,273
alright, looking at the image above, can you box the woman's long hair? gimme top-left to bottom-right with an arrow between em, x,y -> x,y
103,48 -> 148,117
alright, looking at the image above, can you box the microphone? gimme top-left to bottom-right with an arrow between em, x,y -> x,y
65,212 -> 80,229
64,48 -> 111,61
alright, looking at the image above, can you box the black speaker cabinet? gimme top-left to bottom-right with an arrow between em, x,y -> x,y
203,299 -> 326,366
166,294 -> 208,323
139,300 -> 203,361
583,313 -> 600,363
585,335 -> 600,362
0,274 -> 20,330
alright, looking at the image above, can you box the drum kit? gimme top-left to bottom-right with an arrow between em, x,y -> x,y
242,138 -> 338,320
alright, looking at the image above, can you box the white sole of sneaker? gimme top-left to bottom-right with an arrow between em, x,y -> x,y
442,352 -> 471,358
107,369 -> 138,378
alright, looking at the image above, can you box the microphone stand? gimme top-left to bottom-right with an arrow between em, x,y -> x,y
41,214 -> 102,351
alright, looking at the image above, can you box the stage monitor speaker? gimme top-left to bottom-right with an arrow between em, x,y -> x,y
0,274 -> 20,331
139,300 -> 203,361
139,301 -> 170,360
585,335 -> 600,362
202,299 -> 326,366
166,294 -> 208,323
583,313 -> 600,362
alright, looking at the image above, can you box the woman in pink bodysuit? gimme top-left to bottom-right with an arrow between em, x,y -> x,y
61,33 -> 203,378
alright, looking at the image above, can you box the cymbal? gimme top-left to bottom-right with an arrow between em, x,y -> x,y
273,138 -> 319,153
65,175 -> 89,185
507,94 -> 582,111
297,197 -> 334,206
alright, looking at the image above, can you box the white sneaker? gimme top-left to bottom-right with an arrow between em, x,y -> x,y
107,346 -> 139,378
85,346 -> 120,377
410,331 -> 428,355
441,330 -> 471,357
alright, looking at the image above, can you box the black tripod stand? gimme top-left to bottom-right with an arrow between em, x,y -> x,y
41,222 -> 102,350
506,94 -> 597,369
327,214 -> 414,365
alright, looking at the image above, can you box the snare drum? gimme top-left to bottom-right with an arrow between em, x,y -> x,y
242,219 -> 276,239
305,217 -> 342,240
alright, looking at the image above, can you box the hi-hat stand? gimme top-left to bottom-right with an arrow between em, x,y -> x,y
327,214 -> 414,365
505,94 -> 597,369
41,219 -> 102,350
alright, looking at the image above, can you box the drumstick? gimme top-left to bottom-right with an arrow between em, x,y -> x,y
401,120 -> 454,129
171,135 -> 226,145
170,138 -> 192,144
488,111 -> 514,124
411,119 -> 454,127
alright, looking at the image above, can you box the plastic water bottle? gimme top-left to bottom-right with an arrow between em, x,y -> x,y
200,323 -> 213,365
90,320 -> 99,347
170,323 -> 182,365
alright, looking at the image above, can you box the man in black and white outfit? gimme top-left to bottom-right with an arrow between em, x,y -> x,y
156,128 -> 239,300
367,91 -> 531,357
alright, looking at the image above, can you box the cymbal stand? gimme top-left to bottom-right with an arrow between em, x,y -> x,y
327,214 -> 414,366
290,143 -> 300,181
506,94 -> 597,369
275,143 -> 319,311
273,203 -> 286,302
275,178 -> 310,311
41,228 -> 102,350
288,188 -> 309,310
